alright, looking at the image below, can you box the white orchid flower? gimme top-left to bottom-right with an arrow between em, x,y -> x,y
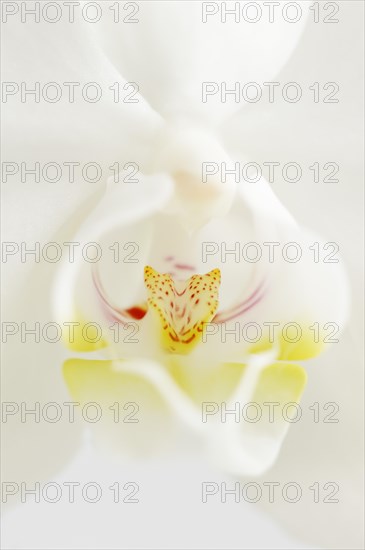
53,150 -> 348,476
3,2 -> 359,548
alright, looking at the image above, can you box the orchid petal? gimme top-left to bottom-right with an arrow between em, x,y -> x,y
93,2 -> 309,125
63,358 -> 177,457
1,284 -> 82,507
207,359 -> 307,476
166,358 -> 246,405
2,15 -> 160,168
52,174 -> 174,355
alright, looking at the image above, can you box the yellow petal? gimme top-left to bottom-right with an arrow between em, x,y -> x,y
61,311 -> 108,352
253,362 -> 307,405
278,326 -> 325,361
63,358 -> 174,457
167,357 -> 246,405
209,361 -> 307,476
250,321 -> 326,361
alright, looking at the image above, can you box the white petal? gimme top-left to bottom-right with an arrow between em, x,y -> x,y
93,1 -> 309,125
52,174 -> 174,355
2,445 -> 320,550
2,265 -> 83,502
203,353 -> 307,476
2,15 -> 160,167
167,176 -> 349,366
261,334 -> 364,549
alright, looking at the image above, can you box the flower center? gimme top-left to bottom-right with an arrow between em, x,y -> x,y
144,266 -> 221,354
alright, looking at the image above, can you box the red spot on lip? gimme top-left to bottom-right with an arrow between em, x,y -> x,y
92,268 -> 148,324
125,306 -> 147,320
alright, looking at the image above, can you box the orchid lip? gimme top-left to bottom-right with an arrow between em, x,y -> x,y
144,265 -> 221,353
92,263 -> 266,353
